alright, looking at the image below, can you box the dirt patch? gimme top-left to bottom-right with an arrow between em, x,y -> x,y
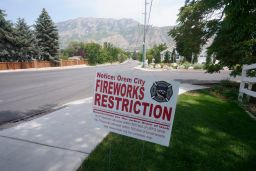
185,92 -> 201,97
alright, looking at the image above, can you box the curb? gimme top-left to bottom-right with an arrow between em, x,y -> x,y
134,65 -> 231,73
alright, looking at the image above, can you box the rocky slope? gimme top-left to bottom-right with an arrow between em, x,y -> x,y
56,17 -> 175,50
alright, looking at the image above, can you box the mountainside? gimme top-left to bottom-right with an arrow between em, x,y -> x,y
56,18 -> 175,50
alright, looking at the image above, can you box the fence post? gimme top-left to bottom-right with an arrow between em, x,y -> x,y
238,65 -> 246,102
246,83 -> 253,102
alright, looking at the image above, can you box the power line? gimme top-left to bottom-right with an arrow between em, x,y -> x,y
147,0 -> 153,27
135,24 -> 142,51
146,0 -> 153,44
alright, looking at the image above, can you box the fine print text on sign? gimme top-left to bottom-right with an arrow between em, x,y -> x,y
92,71 -> 179,146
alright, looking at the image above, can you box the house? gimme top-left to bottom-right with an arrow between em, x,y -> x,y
197,45 -> 208,64
197,38 -> 215,64
160,47 -> 182,62
68,56 -> 83,60
160,47 -> 207,64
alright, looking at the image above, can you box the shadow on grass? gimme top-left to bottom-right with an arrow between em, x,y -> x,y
79,90 -> 256,171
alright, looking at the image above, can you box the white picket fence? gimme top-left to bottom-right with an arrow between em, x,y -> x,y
238,64 -> 256,101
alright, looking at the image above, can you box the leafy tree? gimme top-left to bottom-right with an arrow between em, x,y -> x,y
84,42 -> 102,64
64,41 -> 85,57
157,43 -> 168,52
170,0 -> 256,75
102,42 -> 120,63
99,48 -> 109,64
146,44 -> 167,64
35,8 -> 59,61
61,41 -> 127,64
118,52 -> 127,63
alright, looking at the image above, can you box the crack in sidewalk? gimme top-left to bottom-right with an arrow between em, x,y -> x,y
0,135 -> 89,155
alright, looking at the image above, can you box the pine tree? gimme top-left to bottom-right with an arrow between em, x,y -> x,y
35,8 -> 59,61
15,18 -> 38,61
164,51 -> 170,63
0,9 -> 18,61
153,45 -> 162,64
171,49 -> 176,63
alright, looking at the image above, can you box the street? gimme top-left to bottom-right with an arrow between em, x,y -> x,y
0,60 -> 235,125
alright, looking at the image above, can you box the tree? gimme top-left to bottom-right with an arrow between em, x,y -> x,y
170,0 -> 256,75
153,48 -> 161,64
146,48 -> 154,63
0,9 -> 18,61
64,41 -> 85,57
157,43 -> 168,52
35,8 -> 59,61
132,51 -> 138,60
147,44 -> 167,64
15,18 -> 38,61
60,41 -> 126,64
171,49 -> 176,63
84,43 -> 102,64
164,51 -> 171,63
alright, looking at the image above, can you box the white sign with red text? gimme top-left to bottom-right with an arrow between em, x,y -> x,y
92,71 -> 179,146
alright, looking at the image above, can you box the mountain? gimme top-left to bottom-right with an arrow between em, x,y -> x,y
56,17 -> 175,51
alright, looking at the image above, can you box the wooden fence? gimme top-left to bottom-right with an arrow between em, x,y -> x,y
60,59 -> 87,66
238,63 -> 256,101
0,59 -> 88,70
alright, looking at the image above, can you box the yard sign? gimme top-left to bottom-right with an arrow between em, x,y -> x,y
92,71 -> 179,146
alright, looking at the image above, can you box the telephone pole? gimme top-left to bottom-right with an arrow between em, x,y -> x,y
142,0 -> 148,68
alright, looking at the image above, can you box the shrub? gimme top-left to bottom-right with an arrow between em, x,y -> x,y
193,64 -> 205,70
183,61 -> 192,69
171,63 -> 178,69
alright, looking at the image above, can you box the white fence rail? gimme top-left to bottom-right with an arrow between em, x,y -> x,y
239,64 -> 256,101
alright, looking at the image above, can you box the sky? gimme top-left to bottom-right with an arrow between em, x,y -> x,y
1,0 -> 184,27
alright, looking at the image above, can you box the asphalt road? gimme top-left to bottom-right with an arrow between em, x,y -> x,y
0,60 -> 236,125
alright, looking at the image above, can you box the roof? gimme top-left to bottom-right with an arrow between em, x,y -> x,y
68,56 -> 83,60
160,47 -> 175,54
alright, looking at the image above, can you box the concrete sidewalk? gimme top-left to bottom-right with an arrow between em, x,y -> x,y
0,84 -> 207,171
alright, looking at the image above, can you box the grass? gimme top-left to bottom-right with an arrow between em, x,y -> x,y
78,87 -> 256,171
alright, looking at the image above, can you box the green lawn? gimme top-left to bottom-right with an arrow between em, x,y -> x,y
78,89 -> 256,171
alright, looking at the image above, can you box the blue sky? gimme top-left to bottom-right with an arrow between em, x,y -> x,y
1,0 -> 184,26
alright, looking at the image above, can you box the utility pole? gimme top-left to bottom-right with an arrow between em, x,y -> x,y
142,0 -> 148,68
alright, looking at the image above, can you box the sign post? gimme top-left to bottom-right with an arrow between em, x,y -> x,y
92,71 -> 179,146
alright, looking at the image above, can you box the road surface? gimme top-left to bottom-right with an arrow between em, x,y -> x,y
0,60 -> 235,125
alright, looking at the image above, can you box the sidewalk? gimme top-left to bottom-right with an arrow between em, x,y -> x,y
0,84 -> 207,171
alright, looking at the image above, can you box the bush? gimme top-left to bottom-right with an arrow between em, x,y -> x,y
118,54 -> 127,63
210,80 -> 239,101
220,80 -> 239,88
193,64 -> 205,70
178,65 -> 185,69
171,63 -> 178,69
183,61 -> 192,69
